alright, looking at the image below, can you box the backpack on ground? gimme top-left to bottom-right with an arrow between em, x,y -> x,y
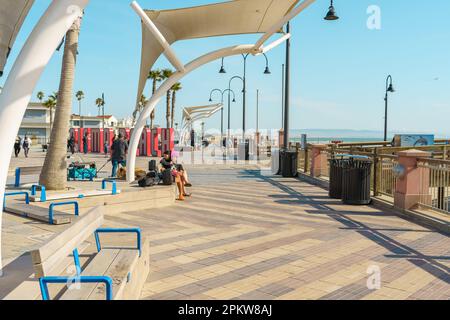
161,169 -> 173,185
138,172 -> 157,188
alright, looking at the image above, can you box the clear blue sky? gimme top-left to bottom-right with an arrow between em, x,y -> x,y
1,0 -> 450,136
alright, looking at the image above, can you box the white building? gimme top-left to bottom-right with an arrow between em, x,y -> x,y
19,102 -> 53,145
70,114 -> 118,129
14,97 -> 128,145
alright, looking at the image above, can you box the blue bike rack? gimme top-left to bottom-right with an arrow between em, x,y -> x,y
39,276 -> 113,300
48,201 -> 79,225
31,185 -> 47,202
94,228 -> 142,257
101,179 -> 117,195
3,192 -> 30,210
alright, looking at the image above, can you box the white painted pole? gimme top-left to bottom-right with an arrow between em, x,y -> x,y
0,0 -> 89,273
130,1 -> 186,73
127,44 -> 255,182
260,34 -> 292,54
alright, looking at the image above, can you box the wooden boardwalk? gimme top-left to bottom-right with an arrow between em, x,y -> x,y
103,166 -> 450,300
2,150 -> 450,300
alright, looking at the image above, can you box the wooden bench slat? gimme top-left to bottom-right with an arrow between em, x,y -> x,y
31,207 -> 104,278
60,249 -> 121,300
88,249 -> 140,300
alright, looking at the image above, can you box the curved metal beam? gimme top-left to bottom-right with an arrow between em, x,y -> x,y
0,0 -> 89,272
127,44 -> 257,182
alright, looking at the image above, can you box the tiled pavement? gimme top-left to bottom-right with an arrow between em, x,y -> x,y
101,166 -> 450,300
4,151 -> 450,300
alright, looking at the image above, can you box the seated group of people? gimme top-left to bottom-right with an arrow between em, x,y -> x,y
160,150 -> 192,201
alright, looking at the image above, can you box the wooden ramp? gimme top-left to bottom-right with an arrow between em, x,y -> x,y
4,203 -> 76,225
30,189 -> 121,203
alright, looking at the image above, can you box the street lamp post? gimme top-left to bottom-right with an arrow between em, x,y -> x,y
101,93 -> 105,132
209,88 -> 236,140
220,53 -> 271,140
384,75 -> 395,141
283,22 -> 291,151
227,76 -> 244,139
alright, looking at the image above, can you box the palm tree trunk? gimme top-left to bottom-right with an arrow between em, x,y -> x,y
150,79 -> 157,129
171,91 -> 176,128
40,18 -> 82,190
166,91 -> 171,128
49,107 -> 53,142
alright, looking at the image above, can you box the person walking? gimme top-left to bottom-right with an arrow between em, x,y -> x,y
110,133 -> 128,178
82,133 -> 88,154
68,135 -> 75,155
23,136 -> 32,158
14,136 -> 22,157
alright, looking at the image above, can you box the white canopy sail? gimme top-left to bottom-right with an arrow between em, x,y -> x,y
0,0 -> 34,76
137,0 -> 300,104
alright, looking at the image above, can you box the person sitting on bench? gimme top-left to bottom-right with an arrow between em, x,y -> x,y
160,151 -> 190,201
171,150 -> 192,187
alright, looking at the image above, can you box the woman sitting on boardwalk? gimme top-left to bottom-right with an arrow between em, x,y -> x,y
160,151 -> 191,201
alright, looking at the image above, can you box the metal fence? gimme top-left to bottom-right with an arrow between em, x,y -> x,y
376,155 -> 398,198
294,141 -> 450,216
418,159 -> 450,214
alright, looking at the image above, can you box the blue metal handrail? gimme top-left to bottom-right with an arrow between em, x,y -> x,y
3,191 -> 30,210
48,201 -> 79,225
102,179 -> 117,195
94,228 -> 142,257
31,184 -> 47,202
39,276 -> 113,300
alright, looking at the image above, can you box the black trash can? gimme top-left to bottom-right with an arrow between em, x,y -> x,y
341,158 -> 373,205
280,150 -> 298,178
329,158 -> 350,199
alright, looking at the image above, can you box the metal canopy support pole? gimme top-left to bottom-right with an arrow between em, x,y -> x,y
283,22 -> 291,151
242,54 -> 248,140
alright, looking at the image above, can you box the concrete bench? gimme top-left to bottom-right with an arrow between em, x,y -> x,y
14,166 -> 42,187
31,206 -> 149,300
3,192 -> 82,225
29,180 -> 120,203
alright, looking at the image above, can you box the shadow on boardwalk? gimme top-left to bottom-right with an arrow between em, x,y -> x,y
241,170 -> 450,285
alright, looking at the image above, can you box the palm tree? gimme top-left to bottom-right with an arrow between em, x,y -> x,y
95,96 -> 105,129
43,93 -> 57,135
170,82 -> 182,128
147,69 -> 162,128
75,90 -> 84,127
40,16 -> 83,190
133,94 -> 148,127
37,91 -> 45,103
161,69 -> 174,128
95,96 -> 104,115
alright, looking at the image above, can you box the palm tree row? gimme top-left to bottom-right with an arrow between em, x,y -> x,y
146,68 -> 182,129
38,89 -> 105,127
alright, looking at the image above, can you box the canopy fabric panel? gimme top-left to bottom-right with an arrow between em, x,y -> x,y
137,0 -> 299,104
0,0 -> 34,76
183,103 -> 223,123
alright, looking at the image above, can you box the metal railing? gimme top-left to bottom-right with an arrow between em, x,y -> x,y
418,158 -> 450,214
295,142 -> 450,215
376,154 -> 398,198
